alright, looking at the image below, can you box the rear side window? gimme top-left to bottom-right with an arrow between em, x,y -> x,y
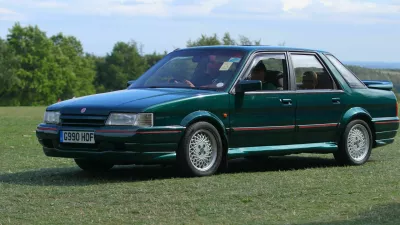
326,54 -> 366,88
291,54 -> 335,90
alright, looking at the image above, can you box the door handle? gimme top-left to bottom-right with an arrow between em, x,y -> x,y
332,98 -> 341,104
280,99 -> 292,106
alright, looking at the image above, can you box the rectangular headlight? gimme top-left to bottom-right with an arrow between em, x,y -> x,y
106,113 -> 153,127
44,111 -> 60,124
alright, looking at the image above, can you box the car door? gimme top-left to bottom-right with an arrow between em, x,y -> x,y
228,52 -> 297,148
289,52 -> 346,144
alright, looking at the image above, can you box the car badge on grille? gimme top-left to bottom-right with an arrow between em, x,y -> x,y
81,108 -> 86,113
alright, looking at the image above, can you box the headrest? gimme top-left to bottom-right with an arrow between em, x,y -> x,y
303,71 -> 318,82
302,71 -> 318,89
315,71 -> 333,89
265,70 -> 284,87
253,61 -> 267,72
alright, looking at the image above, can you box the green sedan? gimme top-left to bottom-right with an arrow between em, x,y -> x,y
36,46 -> 399,177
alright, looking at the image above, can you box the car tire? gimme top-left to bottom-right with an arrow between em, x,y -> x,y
74,159 -> 114,172
177,122 -> 223,177
334,119 -> 373,165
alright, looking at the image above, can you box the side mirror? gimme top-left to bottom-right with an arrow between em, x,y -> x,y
236,80 -> 262,93
127,80 -> 135,87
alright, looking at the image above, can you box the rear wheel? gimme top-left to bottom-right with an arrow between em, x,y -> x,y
74,159 -> 114,172
334,119 -> 372,165
177,122 -> 223,177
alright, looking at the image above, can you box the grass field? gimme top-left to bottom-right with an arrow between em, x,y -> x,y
1,107 -> 400,225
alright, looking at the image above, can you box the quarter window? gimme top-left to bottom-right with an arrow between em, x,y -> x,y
291,54 -> 335,90
326,54 -> 366,88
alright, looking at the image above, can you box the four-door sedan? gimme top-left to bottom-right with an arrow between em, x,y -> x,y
36,46 -> 399,176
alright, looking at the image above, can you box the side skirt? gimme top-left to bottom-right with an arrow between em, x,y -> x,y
374,138 -> 395,148
227,142 -> 338,159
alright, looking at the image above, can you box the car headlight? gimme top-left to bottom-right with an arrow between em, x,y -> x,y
44,111 -> 60,124
105,113 -> 153,127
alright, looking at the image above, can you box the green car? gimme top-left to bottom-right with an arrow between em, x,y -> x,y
36,46 -> 399,176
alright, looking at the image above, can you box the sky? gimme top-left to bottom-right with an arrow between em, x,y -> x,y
0,0 -> 400,62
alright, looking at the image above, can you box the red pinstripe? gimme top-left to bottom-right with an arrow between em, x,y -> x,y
375,120 -> 400,125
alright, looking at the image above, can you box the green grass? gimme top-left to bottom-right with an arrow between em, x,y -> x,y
1,107 -> 400,225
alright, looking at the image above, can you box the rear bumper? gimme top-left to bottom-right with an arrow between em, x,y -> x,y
36,124 -> 184,164
372,117 -> 399,147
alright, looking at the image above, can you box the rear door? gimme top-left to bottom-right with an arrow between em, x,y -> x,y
289,52 -> 346,144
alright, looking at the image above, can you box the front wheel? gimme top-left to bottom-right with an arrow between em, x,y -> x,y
74,159 -> 114,172
177,122 -> 223,177
334,120 -> 372,165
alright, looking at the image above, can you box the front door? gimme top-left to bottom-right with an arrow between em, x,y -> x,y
229,52 -> 297,148
289,53 -> 345,144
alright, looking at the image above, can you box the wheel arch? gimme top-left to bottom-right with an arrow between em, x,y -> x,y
338,107 -> 376,145
180,111 -> 229,157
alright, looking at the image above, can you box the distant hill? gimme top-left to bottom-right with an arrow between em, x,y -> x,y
344,61 -> 400,69
345,65 -> 400,93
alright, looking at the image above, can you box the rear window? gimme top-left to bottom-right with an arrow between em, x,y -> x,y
326,54 -> 366,88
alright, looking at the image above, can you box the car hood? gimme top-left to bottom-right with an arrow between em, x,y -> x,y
47,88 -> 216,115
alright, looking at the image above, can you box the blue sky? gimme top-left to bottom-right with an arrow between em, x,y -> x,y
1,0 -> 400,62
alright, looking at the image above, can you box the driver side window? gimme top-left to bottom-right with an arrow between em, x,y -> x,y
244,53 -> 289,91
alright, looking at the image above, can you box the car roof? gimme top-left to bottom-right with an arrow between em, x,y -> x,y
178,45 -> 331,55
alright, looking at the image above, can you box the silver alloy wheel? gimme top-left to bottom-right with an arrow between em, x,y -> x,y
188,130 -> 217,172
347,124 -> 370,162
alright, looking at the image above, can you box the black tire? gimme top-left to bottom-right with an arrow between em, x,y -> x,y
177,122 -> 223,177
74,159 -> 114,172
334,119 -> 372,165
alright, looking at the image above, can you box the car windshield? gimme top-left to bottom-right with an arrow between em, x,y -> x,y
129,49 -> 248,91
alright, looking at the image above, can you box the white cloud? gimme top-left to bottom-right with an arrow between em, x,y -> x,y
1,0 -> 399,23
281,0 -> 312,12
319,0 -> 400,14
170,0 -> 230,16
2,0 -> 229,17
36,1 -> 69,9
0,7 -> 24,21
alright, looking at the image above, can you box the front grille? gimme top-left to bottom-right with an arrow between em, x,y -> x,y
60,114 -> 108,127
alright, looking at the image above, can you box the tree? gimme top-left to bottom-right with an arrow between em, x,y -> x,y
95,41 -> 149,92
2,23 -> 97,105
187,34 -> 221,47
144,51 -> 168,68
6,23 -> 66,105
222,32 -> 236,45
238,35 -> 260,45
0,38 -> 20,105
50,33 -> 96,99
187,32 -> 262,47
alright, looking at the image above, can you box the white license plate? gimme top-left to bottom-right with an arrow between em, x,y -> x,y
60,131 -> 95,144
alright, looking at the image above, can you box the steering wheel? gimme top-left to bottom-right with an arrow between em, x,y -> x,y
168,78 -> 186,84
168,78 -> 195,87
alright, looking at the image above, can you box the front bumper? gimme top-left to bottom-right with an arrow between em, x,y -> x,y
36,124 -> 185,164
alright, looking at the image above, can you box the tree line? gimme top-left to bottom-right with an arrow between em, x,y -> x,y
1,23 -> 399,106
0,23 -> 264,106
